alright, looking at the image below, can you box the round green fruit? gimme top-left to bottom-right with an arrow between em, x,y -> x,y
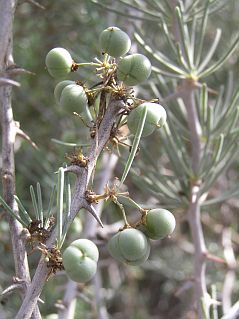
99,26 -> 131,58
144,209 -> 176,240
108,228 -> 150,266
117,53 -> 151,86
45,47 -> 73,79
60,84 -> 88,114
54,80 -> 75,104
127,102 -> 167,137
62,239 -> 99,283
69,216 -> 83,236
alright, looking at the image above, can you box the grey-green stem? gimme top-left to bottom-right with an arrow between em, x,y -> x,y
15,98 -> 125,319
182,81 -> 207,318
0,1 -> 40,318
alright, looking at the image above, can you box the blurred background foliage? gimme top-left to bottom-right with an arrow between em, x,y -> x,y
0,0 -> 239,318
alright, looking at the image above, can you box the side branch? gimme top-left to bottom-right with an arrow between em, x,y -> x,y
182,81 -> 207,319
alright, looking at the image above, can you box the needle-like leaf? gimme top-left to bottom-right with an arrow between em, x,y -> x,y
56,167 -> 64,246
44,185 -> 56,228
30,185 -> 39,221
0,196 -> 28,227
199,35 -> 239,78
14,195 -> 32,225
37,183 -> 43,227
120,105 -> 147,186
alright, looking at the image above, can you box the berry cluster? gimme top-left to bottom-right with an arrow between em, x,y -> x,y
108,209 -> 175,266
45,26 -> 175,283
45,26 -> 165,136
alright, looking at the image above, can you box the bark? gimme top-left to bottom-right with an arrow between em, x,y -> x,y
0,1 -> 40,318
16,98 -> 125,319
182,83 -> 207,319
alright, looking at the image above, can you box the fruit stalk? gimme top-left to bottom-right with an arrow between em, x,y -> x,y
16,98 -> 125,319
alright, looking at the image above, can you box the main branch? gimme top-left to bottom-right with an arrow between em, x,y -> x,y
15,98 -> 124,319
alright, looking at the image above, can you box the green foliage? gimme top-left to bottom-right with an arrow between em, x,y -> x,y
1,1 -> 239,318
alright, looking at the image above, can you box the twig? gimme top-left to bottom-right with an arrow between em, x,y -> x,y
221,301 -> 239,319
187,184 -> 207,318
222,227 -> 237,315
57,279 -> 77,319
58,152 -> 118,319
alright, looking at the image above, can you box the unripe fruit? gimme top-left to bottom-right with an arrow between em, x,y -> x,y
143,209 -> 176,240
62,239 -> 99,283
69,216 -> 83,236
127,102 -> 167,137
99,26 -> 131,58
60,84 -> 88,114
108,228 -> 150,265
54,80 -> 75,104
45,48 -> 73,79
117,53 -> 151,86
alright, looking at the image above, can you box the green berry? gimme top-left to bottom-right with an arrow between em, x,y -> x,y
45,47 -> 73,79
127,102 -> 167,137
99,26 -> 131,58
60,84 -> 88,114
117,53 -> 151,86
69,216 -> 83,236
62,239 -> 99,283
108,228 -> 150,266
144,209 -> 176,240
54,80 -> 75,104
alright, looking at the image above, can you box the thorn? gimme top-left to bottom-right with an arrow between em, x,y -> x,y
1,282 -> 25,298
26,0 -> 46,9
6,65 -> 35,76
55,301 -> 66,310
38,297 -> 45,304
0,77 -> 20,87
204,252 -> 227,265
16,128 -> 38,150
84,203 -> 104,228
